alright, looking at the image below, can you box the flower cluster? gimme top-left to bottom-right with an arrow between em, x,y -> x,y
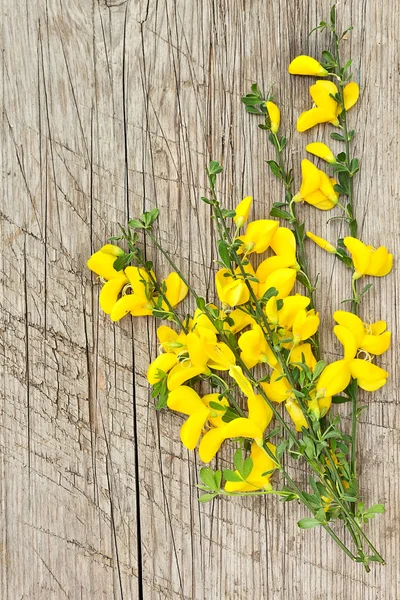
87,6 -> 393,569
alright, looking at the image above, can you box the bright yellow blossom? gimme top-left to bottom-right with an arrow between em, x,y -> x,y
306,231 -> 336,254
110,267 -> 154,321
343,82 -> 359,111
292,309 -> 320,343
147,353 -> 178,384
233,196 -> 253,228
306,142 -> 336,164
224,442 -> 277,492
237,219 -> 279,254
266,101 -> 280,134
167,386 -> 229,450
199,393 -> 273,462
285,398 -> 308,431
87,244 -> 128,315
270,227 -> 298,263
296,81 -> 359,132
288,55 -> 329,77
333,311 -> 391,356
344,237 -> 393,279
238,324 -> 278,369
293,159 -> 338,210
260,370 -> 291,404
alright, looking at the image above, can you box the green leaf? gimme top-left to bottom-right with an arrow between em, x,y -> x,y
233,448 -> 244,473
332,395 -> 351,404
196,297 -> 206,310
269,207 -> 292,220
113,252 -> 134,271
217,240 -> 231,268
223,469 -> 243,483
221,208 -> 236,218
198,493 -> 218,503
266,160 -> 282,180
199,467 -> 218,491
201,196 -> 214,205
365,504 -> 385,515
209,161 -> 223,175
312,360 -> 326,380
260,286 -> 278,303
208,401 -> 225,412
128,218 -> 145,229
243,457 -> 253,480
331,132 -> 345,142
297,517 -> 321,529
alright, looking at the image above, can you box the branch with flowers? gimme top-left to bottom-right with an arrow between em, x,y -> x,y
87,5 -> 392,571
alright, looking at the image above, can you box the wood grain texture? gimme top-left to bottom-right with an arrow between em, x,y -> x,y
1,0 -> 399,598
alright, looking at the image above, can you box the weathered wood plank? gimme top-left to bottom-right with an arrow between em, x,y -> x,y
1,0 -> 399,598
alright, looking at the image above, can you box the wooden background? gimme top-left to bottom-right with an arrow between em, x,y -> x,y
1,0 -> 399,598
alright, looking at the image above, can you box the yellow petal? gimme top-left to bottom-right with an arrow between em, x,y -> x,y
269,227 -> 297,263
317,360 -> 352,397
343,82 -> 359,111
285,399 -> 308,431
248,394 -> 272,433
290,343 -> 317,371
180,411 -> 209,450
366,246 -> 391,276
202,394 -> 229,427
99,277 -> 128,314
304,189 -> 337,211
234,196 -> 253,227
256,255 -> 296,283
198,428 -> 226,463
361,332 -> 391,356
372,251 -> 393,277
370,321 -> 387,336
260,371 -> 291,403
186,331 -> 209,368
87,251 -> 123,281
306,231 -> 336,253
343,237 -> 371,276
229,365 -> 254,397
163,272 -> 188,307
222,417 -> 263,440
125,266 -> 152,296
350,359 -> 388,391
110,294 -> 152,321
207,342 -> 236,370
288,55 -> 329,76
306,142 -> 336,164
147,353 -> 178,384
225,309 -> 255,334
333,325 -> 358,361
167,363 -> 206,391
319,171 -> 338,203
299,160 -> 321,198
297,108 -> 334,132
292,310 -> 320,341
265,296 -> 279,325
310,80 -> 339,115
100,244 -> 125,256
278,295 -> 310,328
167,385 -> 206,416
215,269 -> 250,307
259,268 -> 296,300
240,220 -> 280,254
333,310 -> 365,348
266,101 -> 280,134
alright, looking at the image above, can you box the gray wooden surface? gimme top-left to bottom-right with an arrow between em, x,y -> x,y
1,0 -> 399,598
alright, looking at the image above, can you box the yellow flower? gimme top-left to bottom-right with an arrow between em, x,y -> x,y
87,244 -> 128,315
297,80 -> 359,131
199,393 -> 273,462
110,267 -> 153,321
224,442 -> 277,492
257,268 -> 297,300
237,219 -> 279,254
306,231 -> 336,254
161,272 -> 188,309
270,227 -> 298,263
238,324 -> 277,369
343,82 -> 360,111
285,398 -> 308,431
316,360 -> 352,398
260,370 -> 291,403
215,268 -> 250,307
289,343 -> 317,371
233,196 -> 253,228
224,309 -> 255,334
293,159 -> 338,210
333,310 -> 391,356
147,352 -> 178,384
228,365 -> 254,397
306,142 -> 336,164
344,237 -> 393,279
288,55 -> 329,77
265,294 -> 310,328
167,386 -> 229,450
157,325 -> 187,354
292,309 -> 320,343
187,326 -> 235,370
266,101 -> 280,134
167,362 -> 208,391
